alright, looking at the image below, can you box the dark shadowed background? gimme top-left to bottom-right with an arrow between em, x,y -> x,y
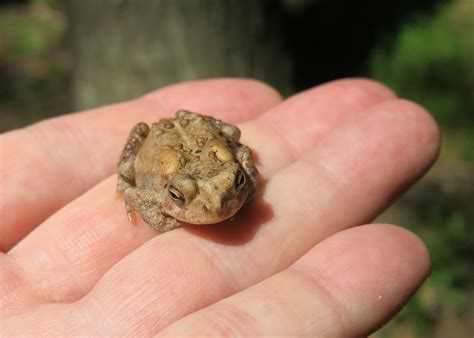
1,0 -> 473,336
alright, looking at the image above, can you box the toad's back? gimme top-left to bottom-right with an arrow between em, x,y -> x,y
134,112 -> 240,190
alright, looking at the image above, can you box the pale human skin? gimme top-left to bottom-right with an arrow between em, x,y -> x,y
0,78 -> 439,336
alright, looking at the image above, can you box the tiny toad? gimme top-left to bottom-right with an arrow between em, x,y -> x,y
116,110 -> 257,232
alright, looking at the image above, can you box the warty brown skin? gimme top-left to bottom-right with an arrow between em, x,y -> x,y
116,110 -> 257,232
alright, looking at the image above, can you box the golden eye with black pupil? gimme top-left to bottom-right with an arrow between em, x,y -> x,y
235,169 -> 246,191
168,186 -> 185,205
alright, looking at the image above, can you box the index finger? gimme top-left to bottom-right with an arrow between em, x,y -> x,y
0,78 -> 282,251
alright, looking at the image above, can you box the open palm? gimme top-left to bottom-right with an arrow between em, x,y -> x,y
1,78 -> 439,336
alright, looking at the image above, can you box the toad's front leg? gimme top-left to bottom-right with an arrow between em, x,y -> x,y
117,122 -> 150,194
124,188 -> 181,232
236,145 -> 258,199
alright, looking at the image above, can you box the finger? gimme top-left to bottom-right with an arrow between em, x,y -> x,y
0,78 -> 282,251
7,79 -> 395,306
158,224 -> 430,336
0,224 -> 430,335
59,99 -> 438,334
241,78 -> 396,177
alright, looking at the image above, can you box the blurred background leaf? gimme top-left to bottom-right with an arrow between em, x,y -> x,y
0,0 -> 70,130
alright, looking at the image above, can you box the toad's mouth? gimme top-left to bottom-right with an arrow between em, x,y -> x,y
168,198 -> 246,225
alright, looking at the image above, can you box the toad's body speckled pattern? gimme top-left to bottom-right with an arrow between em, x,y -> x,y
117,110 -> 257,232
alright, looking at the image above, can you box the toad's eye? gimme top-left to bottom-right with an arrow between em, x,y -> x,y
235,169 -> 246,191
168,186 -> 185,205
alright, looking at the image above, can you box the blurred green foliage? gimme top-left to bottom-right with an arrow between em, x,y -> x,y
369,1 -> 474,336
370,0 -> 474,163
0,2 -> 70,131
0,6 -> 62,62
385,179 -> 474,337
370,0 -> 474,127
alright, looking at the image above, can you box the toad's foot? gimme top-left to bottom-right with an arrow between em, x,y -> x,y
124,187 -> 181,232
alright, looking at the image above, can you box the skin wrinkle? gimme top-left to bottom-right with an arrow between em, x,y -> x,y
0,254 -> 36,312
8,178 -> 139,301
289,258 -> 360,337
98,268 -> 166,331
189,235 -> 243,292
255,273 -> 313,333
4,302 -> 85,335
205,229 -> 283,291
78,281 -> 134,334
160,264 -> 345,336
167,302 -> 261,337
9,191 -> 124,304
8,250 -> 56,310
75,296 -> 110,334
85,233 -> 237,333
279,269 -> 348,336
52,219 -> 115,301
34,242 -> 85,303
204,303 -> 261,336
295,225 -> 430,336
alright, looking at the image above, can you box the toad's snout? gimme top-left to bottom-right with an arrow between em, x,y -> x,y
178,193 -> 245,224
197,197 -> 244,223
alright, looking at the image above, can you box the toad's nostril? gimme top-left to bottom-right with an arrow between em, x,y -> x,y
202,204 -> 210,213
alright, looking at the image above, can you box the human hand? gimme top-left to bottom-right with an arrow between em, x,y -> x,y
1,78 -> 439,336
